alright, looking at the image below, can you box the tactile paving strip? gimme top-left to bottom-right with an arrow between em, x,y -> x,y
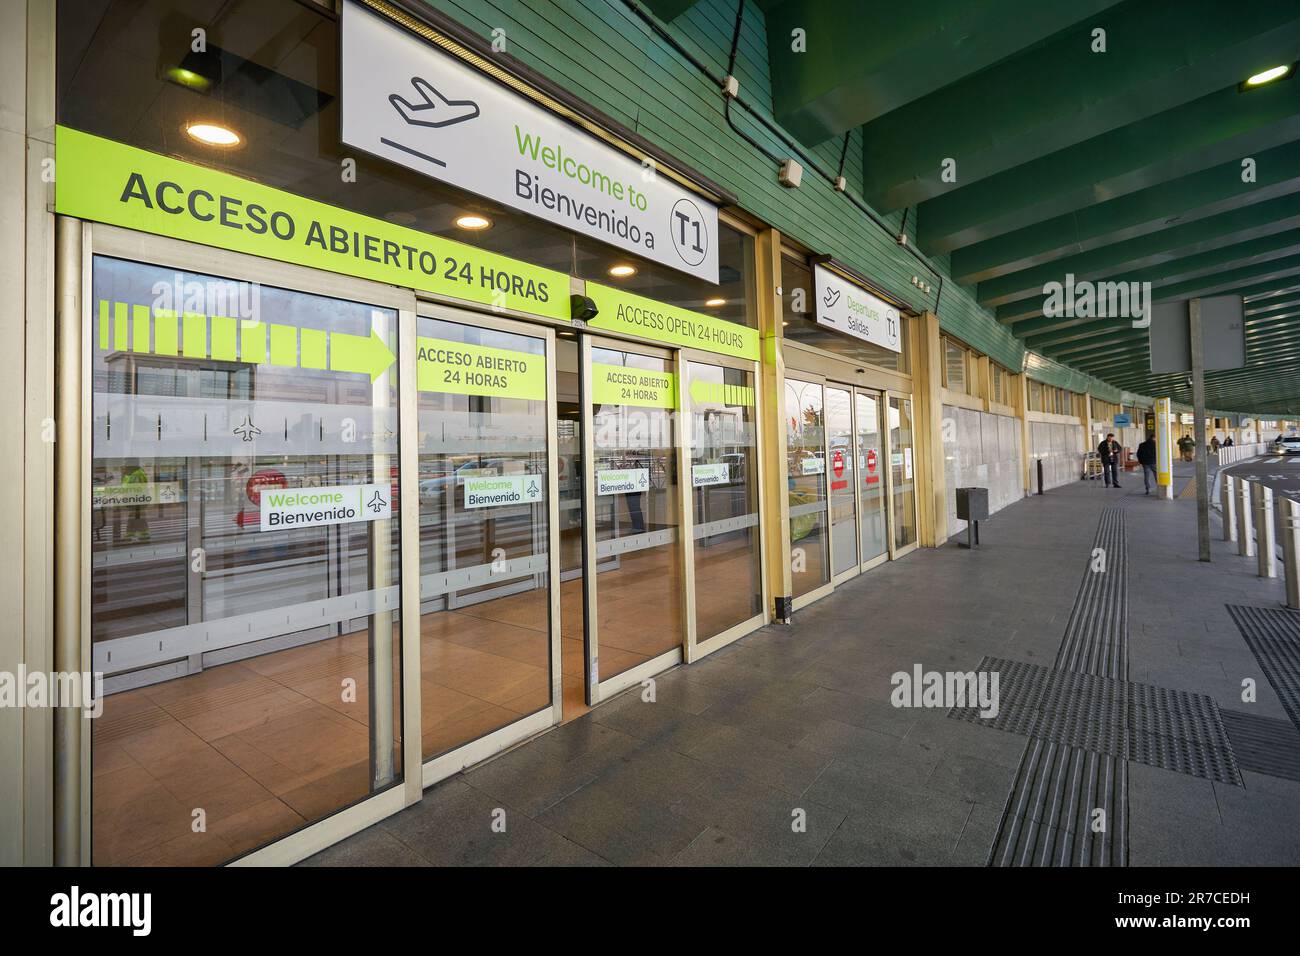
951,656 -> 1242,785
1220,710 -> 1300,783
1226,605 -> 1300,732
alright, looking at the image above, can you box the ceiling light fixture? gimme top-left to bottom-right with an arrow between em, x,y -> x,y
608,264 -> 637,278
1242,64 -> 1294,89
454,214 -> 492,230
185,122 -> 241,147
704,297 -> 727,307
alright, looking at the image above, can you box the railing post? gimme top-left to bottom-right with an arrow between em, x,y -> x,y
1222,475 -> 1236,542
1237,478 -> 1255,558
1281,497 -> 1300,610
1252,481 -> 1276,578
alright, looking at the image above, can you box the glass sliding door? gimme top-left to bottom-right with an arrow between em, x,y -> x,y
415,310 -> 557,761
889,395 -> 919,551
826,386 -> 858,579
687,359 -> 762,647
89,253 -> 406,866
583,338 -> 683,701
785,377 -> 829,600
855,390 -> 888,565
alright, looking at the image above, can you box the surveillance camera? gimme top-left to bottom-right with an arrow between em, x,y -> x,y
570,294 -> 598,323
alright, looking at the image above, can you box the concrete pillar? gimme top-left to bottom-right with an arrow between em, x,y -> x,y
755,228 -> 791,621
911,311 -> 947,547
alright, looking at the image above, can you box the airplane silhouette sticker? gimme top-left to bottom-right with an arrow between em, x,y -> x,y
382,76 -> 481,168
366,490 -> 388,514
233,416 -> 261,442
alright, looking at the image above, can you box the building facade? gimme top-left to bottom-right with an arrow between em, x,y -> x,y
2,0 -> 1237,866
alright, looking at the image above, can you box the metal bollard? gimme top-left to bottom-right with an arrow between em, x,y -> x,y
1252,481 -> 1276,578
1222,475 -> 1237,543
1281,497 -> 1300,610
1237,478 -> 1255,558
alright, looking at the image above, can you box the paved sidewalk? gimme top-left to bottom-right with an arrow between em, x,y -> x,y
305,479 -> 1300,866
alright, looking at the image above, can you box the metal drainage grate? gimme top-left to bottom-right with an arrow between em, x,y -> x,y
1221,710 -> 1300,783
951,656 -> 1241,785
1226,605 -> 1300,733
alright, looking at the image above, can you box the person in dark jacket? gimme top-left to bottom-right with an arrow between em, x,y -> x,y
1137,433 -> 1158,495
1098,433 -> 1122,488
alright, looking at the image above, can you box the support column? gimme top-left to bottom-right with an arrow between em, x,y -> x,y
1014,371 -> 1031,495
755,228 -> 791,622
912,311 -> 947,547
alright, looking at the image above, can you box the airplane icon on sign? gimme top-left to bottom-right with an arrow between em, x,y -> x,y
233,416 -> 261,442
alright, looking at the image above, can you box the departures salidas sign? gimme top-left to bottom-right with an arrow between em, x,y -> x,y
340,0 -> 720,283
812,265 -> 902,354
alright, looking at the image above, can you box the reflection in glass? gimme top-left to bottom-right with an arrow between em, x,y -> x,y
689,362 -> 762,640
416,318 -> 551,759
786,378 -> 829,597
590,347 -> 682,680
90,256 -> 402,866
856,392 -> 888,562
890,396 -> 918,549
826,387 -> 857,576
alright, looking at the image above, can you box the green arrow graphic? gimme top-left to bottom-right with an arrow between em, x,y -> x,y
98,300 -> 396,382
689,379 -> 755,407
331,329 -> 396,382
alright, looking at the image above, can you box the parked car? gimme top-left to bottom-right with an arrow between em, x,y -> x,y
1277,435 -> 1300,455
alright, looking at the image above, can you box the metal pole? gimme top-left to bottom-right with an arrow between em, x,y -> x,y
1221,474 -> 1236,542
54,217 -> 85,866
1237,479 -> 1255,558
1253,482 -> 1276,579
1189,299 -> 1211,562
1281,496 -> 1300,610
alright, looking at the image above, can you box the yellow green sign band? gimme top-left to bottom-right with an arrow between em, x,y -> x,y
590,362 -> 676,408
58,126 -> 569,321
416,338 -> 546,400
584,283 -> 760,361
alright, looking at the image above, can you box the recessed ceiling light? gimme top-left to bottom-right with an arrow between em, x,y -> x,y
1244,64 -> 1293,87
454,214 -> 492,230
704,297 -> 727,307
166,67 -> 212,91
185,122 -> 240,146
608,264 -> 637,278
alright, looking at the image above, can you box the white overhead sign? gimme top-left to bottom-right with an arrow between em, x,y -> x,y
340,0 -> 720,283
260,483 -> 391,532
812,265 -> 902,353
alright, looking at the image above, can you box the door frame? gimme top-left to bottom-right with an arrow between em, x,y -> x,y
782,369 -> 834,612
852,386 -> 892,574
580,333 -> 684,706
885,390 -> 921,559
82,221 -> 424,865
825,382 -> 862,587
679,347 -> 768,662
414,299 -> 564,786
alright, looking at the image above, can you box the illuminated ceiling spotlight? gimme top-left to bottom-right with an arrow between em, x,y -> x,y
454,214 -> 492,230
607,263 -> 637,278
704,297 -> 727,307
185,122 -> 241,146
1240,64 -> 1294,90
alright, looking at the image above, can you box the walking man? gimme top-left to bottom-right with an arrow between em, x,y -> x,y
1098,432 -> 1122,488
1137,431 -> 1158,495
